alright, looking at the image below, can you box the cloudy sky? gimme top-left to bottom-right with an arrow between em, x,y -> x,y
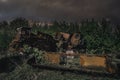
0,0 -> 120,22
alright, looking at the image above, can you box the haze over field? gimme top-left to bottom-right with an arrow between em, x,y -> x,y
0,0 -> 120,22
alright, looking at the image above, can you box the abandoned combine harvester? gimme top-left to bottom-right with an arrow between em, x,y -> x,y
9,27 -> 120,75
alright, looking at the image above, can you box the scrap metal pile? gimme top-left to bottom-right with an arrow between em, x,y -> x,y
9,27 -> 120,75
9,27 -> 57,52
9,27 -> 86,52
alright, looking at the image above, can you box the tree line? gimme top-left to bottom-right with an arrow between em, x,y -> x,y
0,17 -> 120,54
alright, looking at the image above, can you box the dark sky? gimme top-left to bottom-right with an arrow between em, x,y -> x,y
0,0 -> 120,22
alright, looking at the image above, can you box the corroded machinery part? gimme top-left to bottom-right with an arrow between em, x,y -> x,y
29,52 -> 120,75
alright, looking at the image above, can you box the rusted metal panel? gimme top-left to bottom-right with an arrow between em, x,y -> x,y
27,52 -> 119,74
44,53 -> 107,68
80,55 -> 106,68
44,53 -> 60,64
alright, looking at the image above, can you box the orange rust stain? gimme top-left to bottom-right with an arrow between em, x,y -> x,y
45,53 -> 60,64
12,33 -> 21,42
80,55 -> 106,68
71,33 -> 80,46
9,33 -> 21,51
107,65 -> 116,73
80,57 -> 85,66
60,32 -> 70,40
108,67 -> 113,73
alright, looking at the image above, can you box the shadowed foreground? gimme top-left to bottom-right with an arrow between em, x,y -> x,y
0,55 -> 119,80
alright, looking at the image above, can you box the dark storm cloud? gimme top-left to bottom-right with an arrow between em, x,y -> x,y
0,0 -> 120,21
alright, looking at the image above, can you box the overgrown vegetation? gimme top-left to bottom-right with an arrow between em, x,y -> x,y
0,17 -> 120,80
0,17 -> 120,54
1,63 -> 118,80
23,45 -> 46,64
